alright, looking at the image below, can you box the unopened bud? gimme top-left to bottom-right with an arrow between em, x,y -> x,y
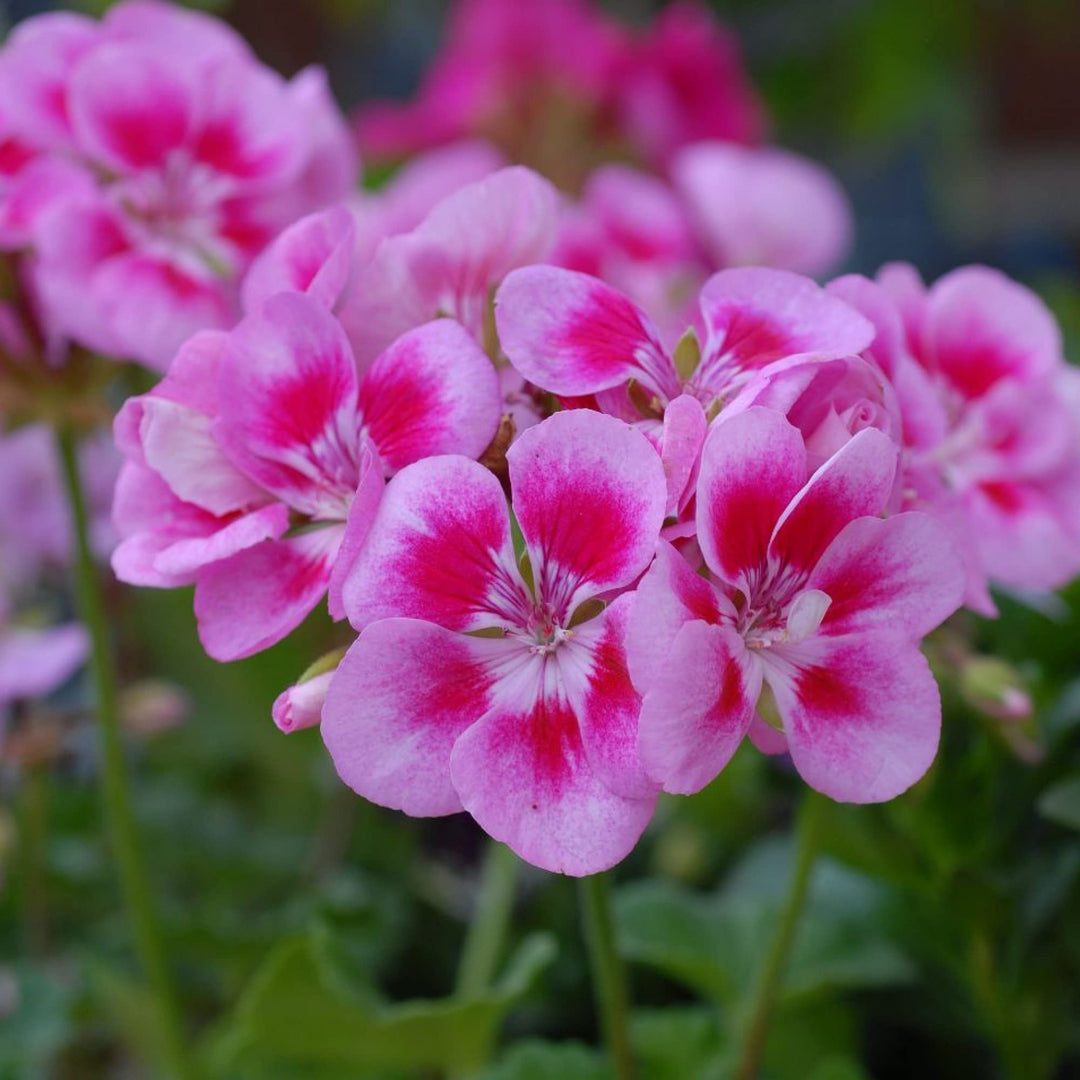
959,657 -> 1032,722
272,647 -> 347,735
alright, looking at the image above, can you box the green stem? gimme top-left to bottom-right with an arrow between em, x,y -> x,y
18,763 -> 49,956
454,840 -> 519,998
55,427 -> 193,1080
735,790 -> 827,1080
580,872 -> 636,1080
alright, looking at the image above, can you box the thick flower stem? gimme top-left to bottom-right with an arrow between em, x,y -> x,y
579,872 -> 636,1080
55,426 -> 192,1080
454,839 -> 519,998
735,790 -> 827,1080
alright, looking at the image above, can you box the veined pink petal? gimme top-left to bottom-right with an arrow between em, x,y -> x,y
658,393 -> 707,516
496,266 -> 680,399
449,691 -> 656,876
194,526 -> 341,661
68,43 -> 196,172
925,265 -> 1061,399
215,292 -> 360,517
766,633 -> 941,802
152,502 -> 289,578
694,267 -> 874,395
241,205 -> 357,313
809,512 -> 964,640
625,540 -> 731,695
769,427 -> 897,574
696,407 -> 806,591
139,398 -> 265,516
507,411 -> 667,614
358,319 -> 501,472
323,618 -> 501,816
341,455 -> 521,633
638,619 -> 761,794
572,594 -> 657,800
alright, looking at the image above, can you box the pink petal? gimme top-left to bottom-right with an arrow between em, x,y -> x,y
496,266 -> 680,400
68,43 -> 195,171
358,319 -> 501,472
104,0 -> 252,63
769,427 -> 898,575
748,715 -> 788,755
152,503 -> 289,578
507,411 -> 667,613
326,444 -> 385,622
340,455 -> 521,633
766,633 -> 941,803
924,266 -> 1061,399
449,692 -> 657,876
809,512 -> 965,639
241,205 -> 357,314
573,594 -> 657,800
673,143 -> 853,276
638,619 -> 761,794
694,267 -> 874,395
625,539 -> 731,695
194,527 -> 341,661
696,407 -> 806,591
215,292 -> 360,518
658,393 -> 707,517
323,618 -> 500,816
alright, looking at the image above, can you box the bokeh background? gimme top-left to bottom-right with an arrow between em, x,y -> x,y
2,2 -> 1080,1078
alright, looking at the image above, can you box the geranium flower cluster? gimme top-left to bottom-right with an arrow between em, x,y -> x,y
0,0 -> 356,370
111,159 -> 1080,875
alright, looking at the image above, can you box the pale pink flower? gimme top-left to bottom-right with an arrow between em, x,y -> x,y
0,0 -> 357,370
628,407 -> 964,802
830,265 -> 1080,608
112,294 -> 502,660
322,410 -> 666,875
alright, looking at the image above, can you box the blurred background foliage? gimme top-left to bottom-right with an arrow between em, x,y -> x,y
2,0 -> 1080,1077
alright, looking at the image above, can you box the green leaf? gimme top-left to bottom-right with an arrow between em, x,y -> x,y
83,958 -> 173,1077
210,927 -> 555,1076
478,1040 -> 611,1080
1038,776 -> 1080,831
0,966 -> 75,1077
616,838 -> 915,1008
632,1006 -> 726,1080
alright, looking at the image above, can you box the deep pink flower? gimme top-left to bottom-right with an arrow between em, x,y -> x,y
111,294 -> 502,660
322,410 -> 666,875
0,0 -> 357,370
831,265 -> 1080,607
608,1 -> 765,169
628,407 -> 964,802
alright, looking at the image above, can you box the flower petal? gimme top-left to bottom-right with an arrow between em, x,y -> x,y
658,393 -> 707,517
340,455 -> 521,633
637,619 -> 761,795
507,410 -> 667,614
769,427 -> 897,575
809,512 -> 965,639
696,407 -> 806,591
766,633 -> 941,803
358,319 -> 502,472
241,205 -> 357,314
625,539 -> 731,695
450,691 -> 656,875
194,527 -> 340,661
323,618 -> 500,816
215,292 -> 360,517
0,623 -> 88,705
496,265 -> 680,400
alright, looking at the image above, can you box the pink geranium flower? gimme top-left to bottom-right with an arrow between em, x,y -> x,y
0,0 -> 357,370
322,410 -> 666,875
111,293 -> 502,660
628,407 -> 964,802
830,265 -> 1080,609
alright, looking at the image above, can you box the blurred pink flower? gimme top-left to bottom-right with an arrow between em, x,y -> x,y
0,0 -> 358,371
